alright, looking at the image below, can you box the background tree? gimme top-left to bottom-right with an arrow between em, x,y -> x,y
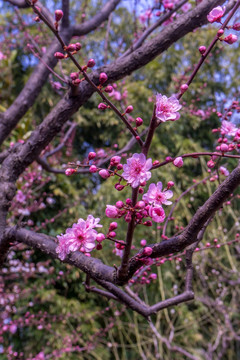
0,0 -> 240,359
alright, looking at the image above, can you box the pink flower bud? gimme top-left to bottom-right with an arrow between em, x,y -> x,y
140,239 -> 147,247
72,79 -> 80,85
109,222 -> 118,231
143,220 -> 152,227
124,211 -> 132,223
199,46 -> 206,54
135,201 -> 145,209
104,85 -> 113,93
233,23 -> 240,31
99,169 -> 110,179
65,168 -> 76,176
89,165 -> 98,173
88,152 -> 96,160
106,205 -> 119,218
87,58 -> 95,68
173,156 -> 183,168
223,34 -> 238,44
126,198 -> 132,206
54,52 -> 65,59
117,164 -> 123,170
143,247 -> 152,256
75,42 -> 81,51
110,156 -> 121,166
70,72 -> 79,80
99,72 -> 108,84
108,231 -> 116,238
55,9 -> 63,22
167,181 -> 174,189
136,117 -> 143,126
98,103 -> 108,110
96,233 -> 105,242
149,273 -> 157,280
153,160 -> 160,166
180,84 -> 188,93
96,243 -> 102,250
115,184 -> 125,191
125,105 -> 133,113
220,143 -> 228,152
207,160 -> 215,168
217,29 -> 224,37
116,201 -> 124,209
66,44 -> 76,52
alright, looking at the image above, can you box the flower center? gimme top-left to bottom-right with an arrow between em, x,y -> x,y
135,166 -> 141,174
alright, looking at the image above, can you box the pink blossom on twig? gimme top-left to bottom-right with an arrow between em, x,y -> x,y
221,120 -> 237,136
155,94 -> 181,122
122,153 -> 152,188
143,182 -> 173,206
56,215 -> 102,260
207,6 -> 224,23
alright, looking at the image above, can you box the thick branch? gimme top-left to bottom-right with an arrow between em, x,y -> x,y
61,0 -> 70,28
4,227 -> 117,282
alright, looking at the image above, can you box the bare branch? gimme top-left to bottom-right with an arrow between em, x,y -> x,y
5,0 -> 54,25
72,0 -> 121,36
122,0 -> 189,57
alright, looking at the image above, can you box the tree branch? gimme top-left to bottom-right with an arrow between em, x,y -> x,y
72,0 -> 121,36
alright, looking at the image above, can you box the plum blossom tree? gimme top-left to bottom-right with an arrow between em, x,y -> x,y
0,0 -> 240,358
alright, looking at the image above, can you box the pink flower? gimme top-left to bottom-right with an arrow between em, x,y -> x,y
207,6 -> 224,23
155,94 -> 182,122
0,51 -> 6,61
106,205 -> 119,218
16,190 -> 26,203
149,205 -> 165,223
56,215 -> 102,260
143,182 -> 173,205
122,153 -> 152,188
219,166 -> 229,176
221,120 -> 237,136
173,157 -> 183,168
223,34 -> 238,44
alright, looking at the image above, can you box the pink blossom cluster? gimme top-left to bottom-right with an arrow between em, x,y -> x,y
106,181 -> 173,224
56,215 -> 103,260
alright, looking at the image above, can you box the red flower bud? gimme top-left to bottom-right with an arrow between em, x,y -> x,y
104,85 -> 113,93
125,105 -> 133,113
136,117 -> 143,126
233,23 -> 240,31
87,59 -> 95,68
66,44 -> 76,52
54,52 -> 65,59
98,103 -> 108,110
55,9 -> 63,22
75,42 -> 81,51
99,72 -> 108,84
